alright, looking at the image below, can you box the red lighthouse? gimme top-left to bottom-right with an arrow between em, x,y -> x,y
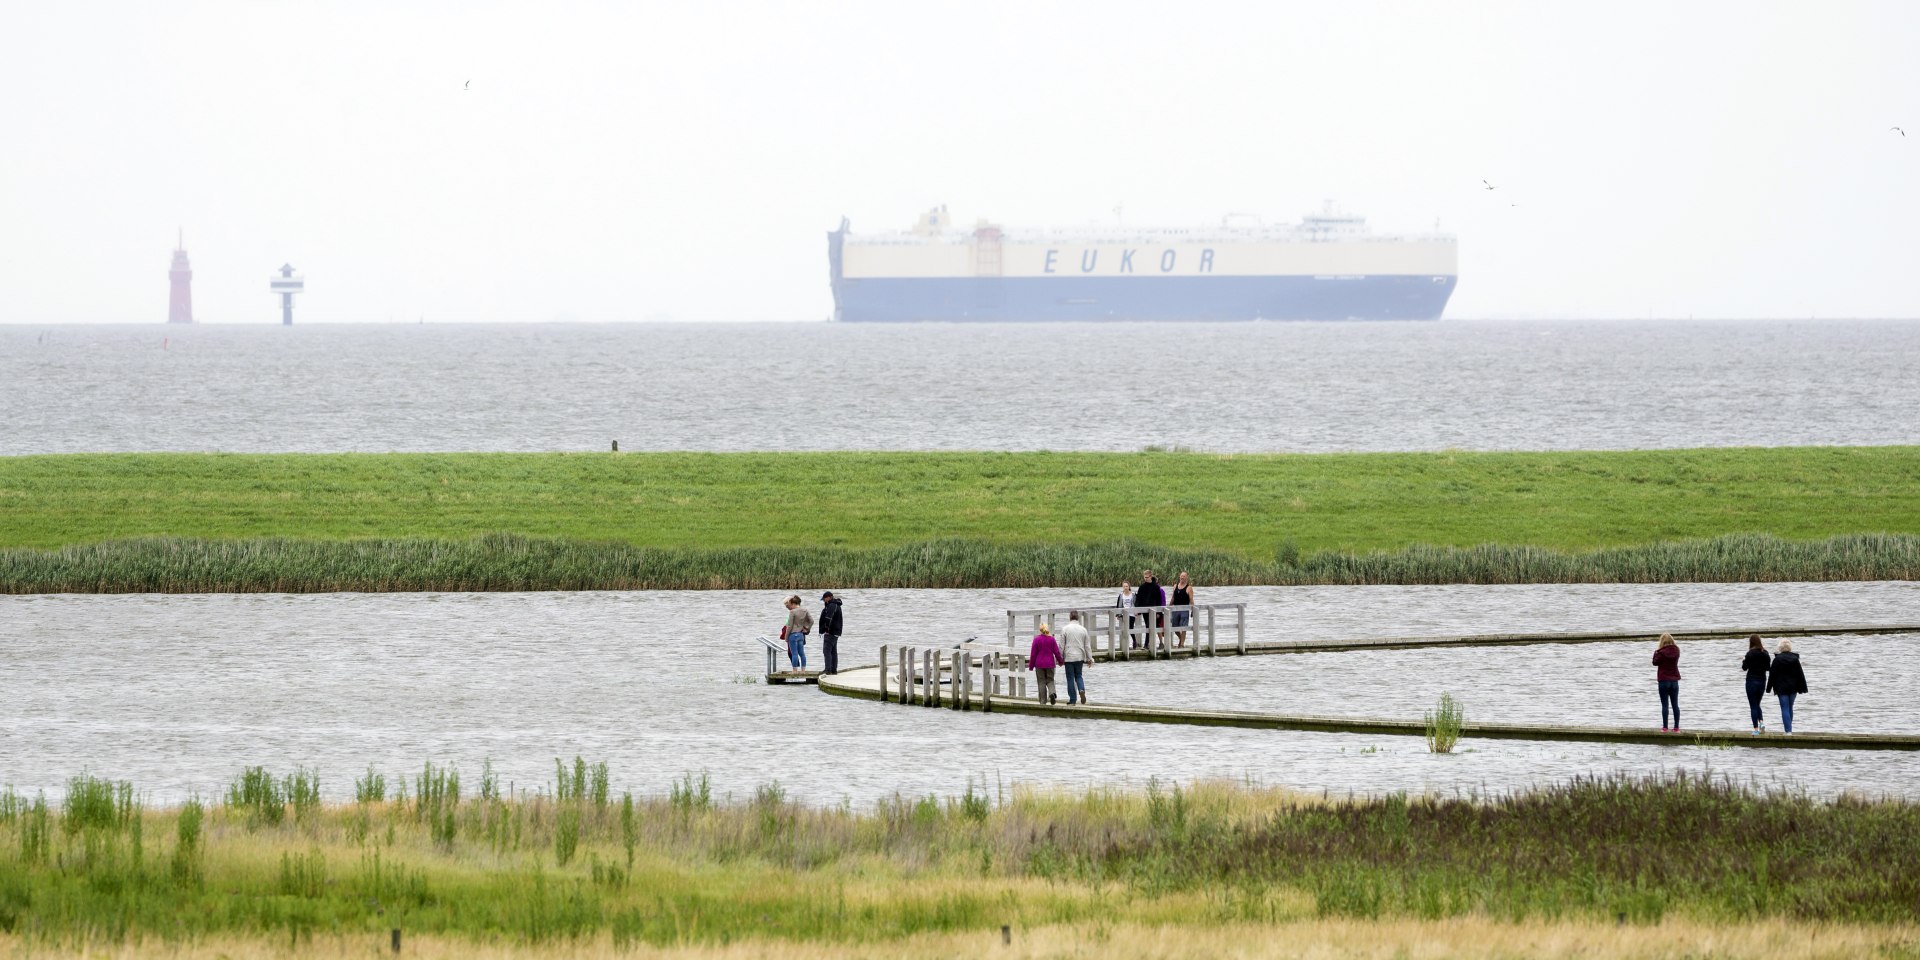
167,230 -> 194,324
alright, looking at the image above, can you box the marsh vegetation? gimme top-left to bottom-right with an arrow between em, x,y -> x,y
3,765 -> 1916,951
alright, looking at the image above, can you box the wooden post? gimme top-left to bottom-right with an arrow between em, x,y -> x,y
964,651 -> 976,710
899,648 -> 912,705
982,654 -> 994,711
1006,611 -> 1016,648
956,652 -> 968,710
929,648 -> 944,710
936,650 -> 947,708
878,645 -> 889,702
391,928 -> 401,954
1237,604 -> 1247,654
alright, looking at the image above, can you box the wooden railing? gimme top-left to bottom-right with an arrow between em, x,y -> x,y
1003,603 -> 1247,660
872,601 -> 1242,708
875,643 -> 1032,708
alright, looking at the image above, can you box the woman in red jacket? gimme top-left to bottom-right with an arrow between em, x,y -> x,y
1652,633 -> 1682,731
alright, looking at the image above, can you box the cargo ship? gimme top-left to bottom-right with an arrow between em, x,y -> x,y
827,205 -> 1457,322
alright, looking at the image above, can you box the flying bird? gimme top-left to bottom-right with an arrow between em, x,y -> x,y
1895,126 -> 1906,137
464,80 -> 470,90
1482,179 -> 1497,191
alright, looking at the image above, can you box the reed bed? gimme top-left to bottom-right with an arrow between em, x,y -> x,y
1,767 -> 1916,950
2,532 -> 1917,593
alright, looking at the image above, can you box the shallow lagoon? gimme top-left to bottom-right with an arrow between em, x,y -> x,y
4,581 -> 1917,805
6,319 -> 1919,454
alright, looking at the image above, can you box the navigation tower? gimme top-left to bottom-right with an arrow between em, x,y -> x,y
270,264 -> 304,325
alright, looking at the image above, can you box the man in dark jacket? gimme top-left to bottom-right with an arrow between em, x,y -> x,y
1133,570 -> 1166,651
818,592 -> 844,675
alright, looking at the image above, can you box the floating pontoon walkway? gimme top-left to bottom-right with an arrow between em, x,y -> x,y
814,610 -> 1920,751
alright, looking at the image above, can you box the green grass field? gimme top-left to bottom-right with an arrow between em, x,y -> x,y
3,447 -> 1917,590
5,446 -> 1917,552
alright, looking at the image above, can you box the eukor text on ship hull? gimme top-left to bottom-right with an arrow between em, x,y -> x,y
828,204 -> 1458,322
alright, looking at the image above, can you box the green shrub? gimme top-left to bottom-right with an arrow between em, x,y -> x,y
1425,693 -> 1465,754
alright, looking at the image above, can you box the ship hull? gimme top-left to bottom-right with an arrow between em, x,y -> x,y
833,274 -> 1457,322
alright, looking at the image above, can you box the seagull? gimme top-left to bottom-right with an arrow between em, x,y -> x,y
1895,126 -> 1906,137
464,80 -> 470,90
1482,179 -> 1497,191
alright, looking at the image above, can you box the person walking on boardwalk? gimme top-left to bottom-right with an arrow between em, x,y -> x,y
1135,570 -> 1167,651
1029,622 -> 1063,706
1116,580 -> 1137,648
817,591 -> 844,675
1169,571 -> 1195,648
782,595 -> 813,671
1652,633 -> 1682,731
1058,611 -> 1093,705
1767,639 -> 1809,735
1741,634 -> 1772,735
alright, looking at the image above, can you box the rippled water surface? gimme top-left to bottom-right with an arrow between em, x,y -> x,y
5,319 -> 1918,453
5,582 -> 1916,805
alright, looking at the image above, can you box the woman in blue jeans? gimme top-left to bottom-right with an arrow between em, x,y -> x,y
782,595 -> 813,670
1740,634 -> 1771,734
1651,633 -> 1681,731
1767,639 -> 1809,734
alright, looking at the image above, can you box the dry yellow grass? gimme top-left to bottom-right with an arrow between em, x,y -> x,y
8,918 -> 1917,960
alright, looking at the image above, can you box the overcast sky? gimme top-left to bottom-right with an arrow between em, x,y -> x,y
1,1 -> 1915,323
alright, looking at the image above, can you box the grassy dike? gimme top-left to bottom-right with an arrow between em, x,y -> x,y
2,447 -> 1918,592
3,769 -> 1917,956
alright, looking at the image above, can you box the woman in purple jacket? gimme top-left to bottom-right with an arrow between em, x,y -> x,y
1652,633 -> 1681,731
1029,622 -> 1063,706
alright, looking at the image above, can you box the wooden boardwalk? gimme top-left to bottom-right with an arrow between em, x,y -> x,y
814,614 -> 1920,752
757,635 -> 823,683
